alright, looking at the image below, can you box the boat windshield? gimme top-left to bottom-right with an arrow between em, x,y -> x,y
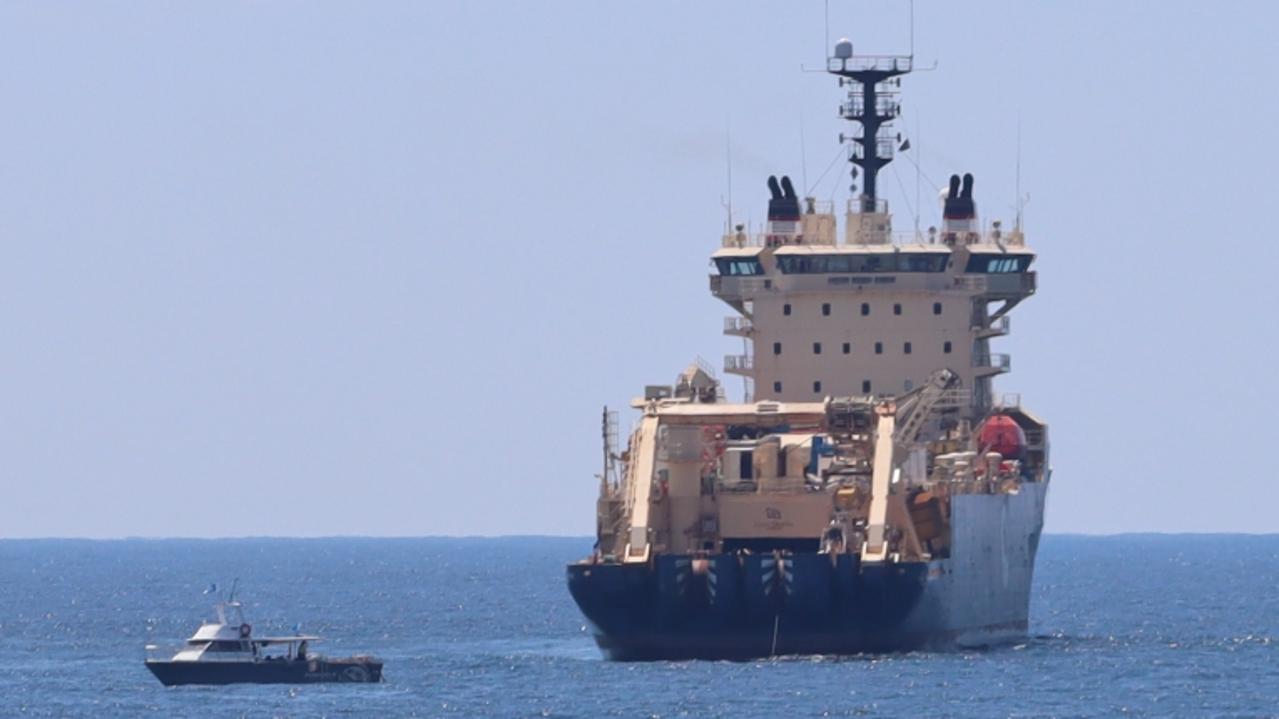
186,639 -> 251,652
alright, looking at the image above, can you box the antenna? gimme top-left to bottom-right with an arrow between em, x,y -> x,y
227,578 -> 239,604
910,0 -> 916,58
914,115 -> 921,238
723,119 -> 733,231
824,0 -> 830,56
1015,116 -> 1025,231
800,109 -> 809,194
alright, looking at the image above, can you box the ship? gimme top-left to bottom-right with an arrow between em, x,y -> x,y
145,589 -> 383,685
566,36 -> 1050,660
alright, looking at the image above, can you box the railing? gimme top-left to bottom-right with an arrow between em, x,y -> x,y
721,232 -> 763,248
994,393 -> 1022,410
724,354 -> 754,372
710,276 -> 770,297
723,316 -> 753,334
933,389 -> 974,410
721,220 -> 1030,250
973,316 -> 1011,335
973,353 -> 1011,371
827,55 -> 913,74
845,198 -> 890,215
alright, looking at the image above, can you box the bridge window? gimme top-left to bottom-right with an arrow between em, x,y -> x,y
964,254 -> 1033,274
714,258 -> 764,276
775,253 -> 947,274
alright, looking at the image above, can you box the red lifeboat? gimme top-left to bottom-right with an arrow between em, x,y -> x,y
977,415 -> 1026,459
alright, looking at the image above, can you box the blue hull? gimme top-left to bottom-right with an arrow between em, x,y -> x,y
568,483 -> 1047,660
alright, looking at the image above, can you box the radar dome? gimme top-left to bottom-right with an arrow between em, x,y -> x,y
834,39 -> 853,60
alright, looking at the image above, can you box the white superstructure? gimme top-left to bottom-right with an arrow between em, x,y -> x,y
714,197 -> 1034,412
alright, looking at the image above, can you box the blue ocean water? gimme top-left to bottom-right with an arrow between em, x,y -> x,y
0,535 -> 1276,718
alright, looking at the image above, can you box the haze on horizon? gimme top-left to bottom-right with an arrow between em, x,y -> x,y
2,0 -> 1276,538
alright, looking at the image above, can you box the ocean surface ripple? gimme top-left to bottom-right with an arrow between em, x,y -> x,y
1,535 -> 1276,718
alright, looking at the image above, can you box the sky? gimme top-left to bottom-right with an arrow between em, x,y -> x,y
2,1 -> 1276,538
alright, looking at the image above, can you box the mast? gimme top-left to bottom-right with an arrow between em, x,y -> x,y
827,39 -> 912,213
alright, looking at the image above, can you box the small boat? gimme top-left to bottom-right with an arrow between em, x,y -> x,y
145,588 -> 383,686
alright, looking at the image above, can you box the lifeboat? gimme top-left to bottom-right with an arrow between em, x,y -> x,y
978,414 -> 1026,459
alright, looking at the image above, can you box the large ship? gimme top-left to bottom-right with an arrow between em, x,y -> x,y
566,35 -> 1050,661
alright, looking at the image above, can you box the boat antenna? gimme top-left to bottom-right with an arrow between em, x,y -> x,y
227,578 -> 239,604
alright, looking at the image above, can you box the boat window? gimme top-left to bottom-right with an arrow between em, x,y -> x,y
206,640 -> 249,652
773,342 -> 782,355
842,342 -> 851,355
773,381 -> 782,393
822,303 -> 831,316
813,381 -> 822,393
714,258 -> 765,276
933,302 -> 942,315
944,341 -> 953,354
783,303 -> 791,316
775,253 -> 947,274
964,254 -> 1033,273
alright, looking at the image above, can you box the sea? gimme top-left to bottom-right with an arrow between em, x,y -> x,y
0,535 -> 1276,718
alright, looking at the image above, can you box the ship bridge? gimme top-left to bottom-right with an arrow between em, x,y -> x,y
712,206 -> 1034,413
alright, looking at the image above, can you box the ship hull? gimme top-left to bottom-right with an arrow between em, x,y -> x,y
145,658 -> 383,686
568,482 -> 1047,660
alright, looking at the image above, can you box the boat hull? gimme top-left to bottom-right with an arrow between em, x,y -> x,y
145,658 -> 383,686
567,482 -> 1047,660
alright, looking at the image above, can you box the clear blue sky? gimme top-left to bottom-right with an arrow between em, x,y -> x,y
2,1 -> 1275,537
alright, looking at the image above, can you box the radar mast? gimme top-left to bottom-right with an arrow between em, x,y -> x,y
827,39 -> 912,213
